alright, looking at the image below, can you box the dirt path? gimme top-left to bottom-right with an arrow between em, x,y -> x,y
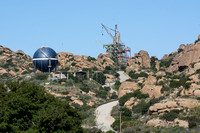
117,71 -> 130,82
95,71 -> 130,132
95,100 -> 119,132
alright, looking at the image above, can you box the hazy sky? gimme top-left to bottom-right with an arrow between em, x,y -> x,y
0,0 -> 200,59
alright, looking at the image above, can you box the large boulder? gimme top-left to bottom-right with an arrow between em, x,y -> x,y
124,97 -> 136,110
146,118 -> 188,129
141,76 -> 162,98
0,67 -> 8,75
126,50 -> 151,73
168,41 -> 200,72
149,98 -> 200,114
118,81 -> 139,98
104,74 -> 116,82
96,53 -> 115,69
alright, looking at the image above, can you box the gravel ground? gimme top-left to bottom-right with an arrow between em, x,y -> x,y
95,100 -> 119,132
117,71 -> 130,82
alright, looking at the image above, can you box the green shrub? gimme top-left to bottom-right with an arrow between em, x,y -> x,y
94,88 -> 108,99
71,62 -> 76,66
80,87 -> 90,93
132,89 -> 149,99
161,86 -> 170,93
138,83 -> 144,88
111,118 -> 120,131
132,99 -> 149,114
156,75 -> 162,80
150,56 -> 158,71
133,97 -> 164,115
178,49 -> 183,53
16,52 -> 24,56
93,72 -> 106,85
119,90 -> 149,106
156,81 -> 164,85
106,130 -> 115,133
105,66 -> 112,71
114,80 -> 121,90
184,107 -> 200,128
110,92 -> 118,99
34,73 -> 49,80
160,109 -> 181,121
120,107 -> 132,117
119,93 -> 134,106
87,56 -> 96,62
159,57 -> 173,68
128,71 -> 148,79
120,65 -> 126,71
0,81 -> 83,132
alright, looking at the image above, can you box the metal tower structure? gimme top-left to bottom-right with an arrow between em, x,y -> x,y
99,24 -> 131,66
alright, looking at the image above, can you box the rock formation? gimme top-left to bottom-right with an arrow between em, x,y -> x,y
167,41 -> 200,72
126,50 -> 151,73
149,98 -> 200,114
141,76 -> 162,98
118,81 -> 139,98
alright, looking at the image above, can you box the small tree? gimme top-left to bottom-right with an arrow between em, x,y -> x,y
93,72 -> 106,85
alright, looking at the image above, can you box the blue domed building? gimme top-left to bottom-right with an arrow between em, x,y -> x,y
33,47 -> 58,72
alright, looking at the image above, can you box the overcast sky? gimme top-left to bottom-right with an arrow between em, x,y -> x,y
0,0 -> 200,59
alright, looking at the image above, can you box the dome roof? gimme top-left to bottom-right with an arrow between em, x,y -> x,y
33,47 -> 57,59
33,47 -> 58,72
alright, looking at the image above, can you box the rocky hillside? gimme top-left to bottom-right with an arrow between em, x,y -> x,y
114,35 -> 200,132
57,52 -> 115,71
0,45 -> 33,79
0,45 -> 116,79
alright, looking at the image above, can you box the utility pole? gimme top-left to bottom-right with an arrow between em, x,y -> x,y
120,111 -> 121,133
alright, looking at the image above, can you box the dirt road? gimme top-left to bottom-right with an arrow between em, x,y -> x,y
95,71 -> 130,132
95,100 -> 118,132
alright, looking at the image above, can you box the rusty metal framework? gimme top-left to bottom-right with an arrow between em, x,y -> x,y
98,24 -> 131,66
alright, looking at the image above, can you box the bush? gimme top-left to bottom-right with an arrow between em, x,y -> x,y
0,81 -> 83,132
119,93 -> 134,106
110,92 -> 118,99
87,56 -> 96,62
156,75 -> 162,80
160,109 -> 181,121
128,71 -> 148,79
161,86 -> 170,93
93,72 -> 106,85
120,107 -> 132,117
150,56 -> 158,71
114,80 -> 121,90
159,57 -> 173,68
184,107 -> 200,128
34,73 -> 49,80
119,90 -> 149,106
94,89 -> 107,99
120,65 -> 126,71
132,89 -> 149,99
71,62 -> 76,66
169,75 -> 191,89
132,99 -> 149,114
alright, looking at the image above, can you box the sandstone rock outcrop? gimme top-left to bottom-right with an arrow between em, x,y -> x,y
141,76 -> 162,98
124,97 -> 136,110
126,50 -> 151,73
96,53 -> 115,68
104,74 -> 116,82
0,46 -> 33,77
146,118 -> 188,129
149,98 -> 200,114
58,52 -> 115,71
118,81 -> 139,98
167,42 -> 200,72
